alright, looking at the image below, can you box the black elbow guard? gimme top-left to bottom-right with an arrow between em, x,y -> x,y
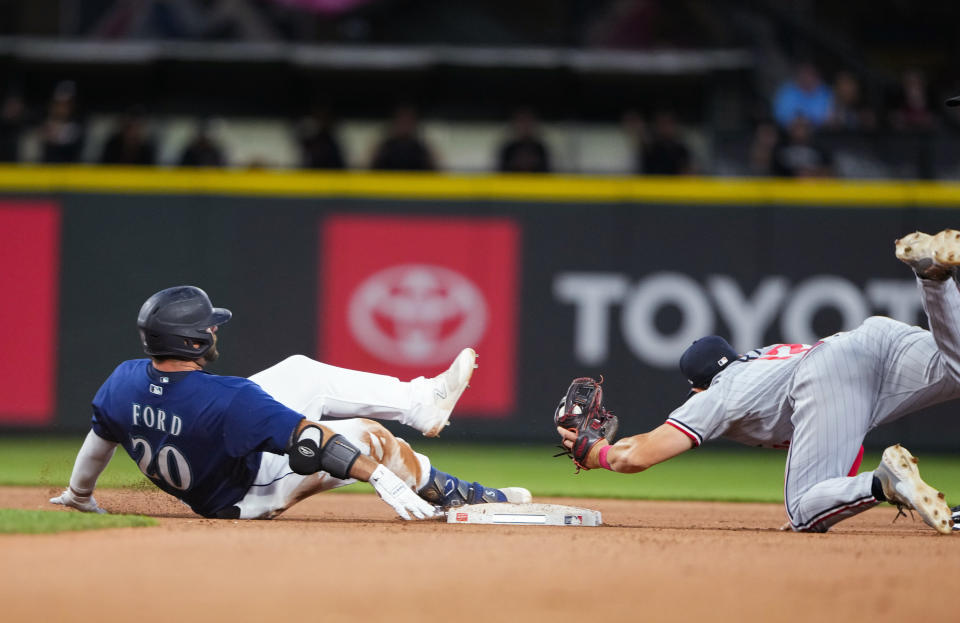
320,434 -> 361,480
287,424 -> 324,475
287,426 -> 362,480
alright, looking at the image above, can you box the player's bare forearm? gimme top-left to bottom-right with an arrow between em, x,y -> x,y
346,454 -> 377,481
560,423 -> 693,473
603,424 -> 693,472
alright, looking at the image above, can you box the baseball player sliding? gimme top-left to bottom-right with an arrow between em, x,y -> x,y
52,286 -> 529,520
557,229 -> 960,534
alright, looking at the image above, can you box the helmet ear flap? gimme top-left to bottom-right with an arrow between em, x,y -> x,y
182,335 -> 210,353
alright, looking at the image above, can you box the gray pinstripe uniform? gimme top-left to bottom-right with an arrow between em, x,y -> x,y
665,277 -> 960,532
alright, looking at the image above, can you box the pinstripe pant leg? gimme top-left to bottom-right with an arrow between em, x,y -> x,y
918,277 -> 960,381
873,279 -> 960,425
783,339 -> 879,532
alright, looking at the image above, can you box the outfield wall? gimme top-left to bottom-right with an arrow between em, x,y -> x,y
2,166 -> 960,450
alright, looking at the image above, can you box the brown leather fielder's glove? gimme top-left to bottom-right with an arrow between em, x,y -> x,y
553,377 -> 618,471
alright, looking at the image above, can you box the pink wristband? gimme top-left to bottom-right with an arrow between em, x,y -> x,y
598,445 -> 612,470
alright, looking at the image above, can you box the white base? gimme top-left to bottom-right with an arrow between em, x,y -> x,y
445,503 -> 602,526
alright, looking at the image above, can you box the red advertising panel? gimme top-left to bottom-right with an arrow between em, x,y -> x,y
320,215 -> 519,415
0,201 -> 61,424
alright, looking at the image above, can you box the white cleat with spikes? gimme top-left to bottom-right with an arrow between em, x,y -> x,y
895,229 -> 960,280
874,444 -> 952,534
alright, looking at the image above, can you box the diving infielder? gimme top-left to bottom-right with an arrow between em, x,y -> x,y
558,229 -> 960,533
52,286 -> 529,520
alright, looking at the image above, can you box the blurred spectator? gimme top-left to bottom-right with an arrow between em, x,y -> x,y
622,108 -> 645,153
100,109 -> 156,165
0,90 -> 27,162
179,120 -> 226,167
771,116 -> 833,178
90,0 -> 281,41
370,106 -> 436,171
297,108 -> 345,169
747,120 -> 779,176
244,156 -> 271,169
773,62 -> 833,128
827,71 -> 876,131
40,81 -> 85,163
639,111 -> 692,175
890,69 -> 937,132
498,108 -> 551,173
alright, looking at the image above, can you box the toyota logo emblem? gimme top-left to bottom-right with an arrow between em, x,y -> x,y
347,264 -> 489,365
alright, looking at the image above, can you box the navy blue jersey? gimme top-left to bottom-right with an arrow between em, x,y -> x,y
90,359 -> 302,517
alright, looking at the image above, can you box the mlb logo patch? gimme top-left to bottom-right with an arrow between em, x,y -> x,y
149,384 -> 163,396
319,215 -> 520,416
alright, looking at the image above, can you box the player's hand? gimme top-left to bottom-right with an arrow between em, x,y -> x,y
369,464 -> 440,520
50,488 -> 108,514
553,378 -> 618,471
557,426 -> 577,450
556,427 -> 608,470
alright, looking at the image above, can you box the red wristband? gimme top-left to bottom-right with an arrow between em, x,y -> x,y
598,444 -> 612,470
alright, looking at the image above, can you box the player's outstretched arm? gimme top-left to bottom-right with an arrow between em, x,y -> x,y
286,419 -> 438,520
557,423 -> 694,473
50,429 -> 119,514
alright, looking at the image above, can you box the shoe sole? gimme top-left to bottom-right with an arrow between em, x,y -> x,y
882,444 -> 952,534
931,229 -> 960,266
423,347 -> 477,437
894,231 -> 933,264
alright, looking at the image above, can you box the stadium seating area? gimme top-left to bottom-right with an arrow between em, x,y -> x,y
13,114 -> 649,174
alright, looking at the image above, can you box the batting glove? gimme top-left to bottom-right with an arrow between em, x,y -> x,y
369,464 -> 440,520
50,488 -> 107,514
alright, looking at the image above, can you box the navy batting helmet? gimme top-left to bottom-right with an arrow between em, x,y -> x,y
137,286 -> 232,359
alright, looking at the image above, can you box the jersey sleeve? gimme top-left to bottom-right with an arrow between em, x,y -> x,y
222,381 -> 303,458
90,406 -> 121,443
90,381 -> 121,443
664,389 -> 729,447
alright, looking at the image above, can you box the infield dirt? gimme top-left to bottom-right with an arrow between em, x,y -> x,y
1,486 -> 956,623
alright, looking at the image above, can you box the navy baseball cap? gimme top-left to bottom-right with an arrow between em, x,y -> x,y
679,336 -> 739,393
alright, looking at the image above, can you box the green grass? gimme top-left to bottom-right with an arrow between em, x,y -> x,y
0,437 -> 150,488
0,508 -> 157,534
417,442 -> 960,504
4,437 -> 960,505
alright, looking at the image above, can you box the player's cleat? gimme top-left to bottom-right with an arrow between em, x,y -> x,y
874,444 -> 953,534
417,467 -> 532,510
952,505 -> 960,531
895,229 -> 960,280
895,231 -> 945,280
405,347 -> 478,437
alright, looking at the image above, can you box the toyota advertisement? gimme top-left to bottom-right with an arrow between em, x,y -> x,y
5,192 -> 960,447
0,200 -> 60,426
319,214 -> 519,415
